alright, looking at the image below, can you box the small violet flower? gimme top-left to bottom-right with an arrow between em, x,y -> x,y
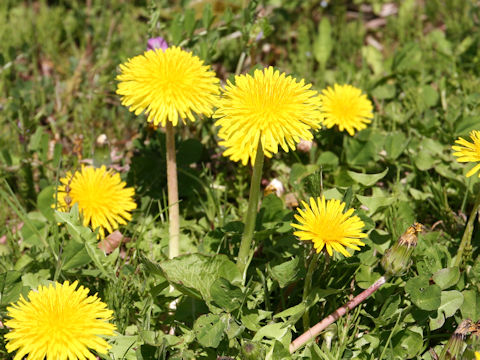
147,37 -> 168,51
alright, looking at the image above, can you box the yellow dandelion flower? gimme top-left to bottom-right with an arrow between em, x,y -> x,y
475,351 -> 480,360
5,281 -> 115,360
56,165 -> 136,238
320,84 -> 373,136
214,66 -> 323,165
452,130 -> 480,177
116,46 -> 220,127
291,196 -> 367,257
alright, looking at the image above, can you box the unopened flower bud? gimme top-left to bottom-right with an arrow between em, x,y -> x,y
381,222 -> 423,276
264,178 -> 285,197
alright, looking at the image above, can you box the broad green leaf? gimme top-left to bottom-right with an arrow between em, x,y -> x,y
269,257 -> 300,288
36,185 -> 55,222
159,253 -> 241,302
432,267 -> 460,290
392,330 -> 423,358
252,322 -> 291,344
266,340 -> 292,360
430,290 -> 464,330
405,275 -> 441,311
438,290 -> 463,318
384,132 -> 407,160
61,240 -> 91,270
347,168 -> 388,187
210,278 -> 243,312
356,194 -> 394,214
193,313 -> 226,348
460,290 -> 479,321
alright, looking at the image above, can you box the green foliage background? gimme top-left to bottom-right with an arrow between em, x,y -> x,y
1,0 -> 480,359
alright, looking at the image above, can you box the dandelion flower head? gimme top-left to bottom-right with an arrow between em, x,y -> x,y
5,281 -> 115,360
56,165 -> 136,238
214,66 -> 323,165
291,196 -> 366,257
320,84 -> 373,136
116,46 -> 220,127
452,130 -> 480,177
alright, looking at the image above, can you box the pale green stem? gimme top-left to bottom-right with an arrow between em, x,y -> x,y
302,250 -> 321,330
236,141 -> 264,278
166,121 -> 180,259
454,190 -> 480,267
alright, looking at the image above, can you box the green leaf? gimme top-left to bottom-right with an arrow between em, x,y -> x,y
460,290 -> 479,321
392,330 -> 423,358
356,194 -> 394,214
405,275 -> 441,311
210,278 -> 243,312
372,84 -> 395,100
347,168 -> 388,187
269,257 -> 300,288
432,267 -> 460,290
316,151 -> 339,167
37,185 -> 55,222
61,240 -> 91,270
159,253 -> 241,303
313,18 -> 332,67
193,313 -> 226,348
384,132 -> 407,160
252,322 -> 291,343
266,340 -> 292,360
430,290 -> 464,330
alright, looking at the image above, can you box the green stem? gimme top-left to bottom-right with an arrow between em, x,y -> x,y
166,121 -> 180,259
454,190 -> 480,267
302,250 -> 321,330
236,141 -> 264,278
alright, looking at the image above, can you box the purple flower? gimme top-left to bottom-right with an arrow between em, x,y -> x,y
147,37 -> 168,51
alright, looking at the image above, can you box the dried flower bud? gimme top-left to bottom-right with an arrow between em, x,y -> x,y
381,222 -> 423,276
437,319 -> 474,360
264,178 -> 285,197
297,138 -> 313,153
147,37 -> 168,51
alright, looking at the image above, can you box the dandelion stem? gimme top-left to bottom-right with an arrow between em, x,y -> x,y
454,190 -> 480,267
290,275 -> 387,354
166,121 -> 180,259
302,250 -> 321,330
237,141 -> 264,278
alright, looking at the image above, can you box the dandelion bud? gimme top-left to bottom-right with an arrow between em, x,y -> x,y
381,222 -> 423,276
264,178 -> 285,197
147,36 -> 168,51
